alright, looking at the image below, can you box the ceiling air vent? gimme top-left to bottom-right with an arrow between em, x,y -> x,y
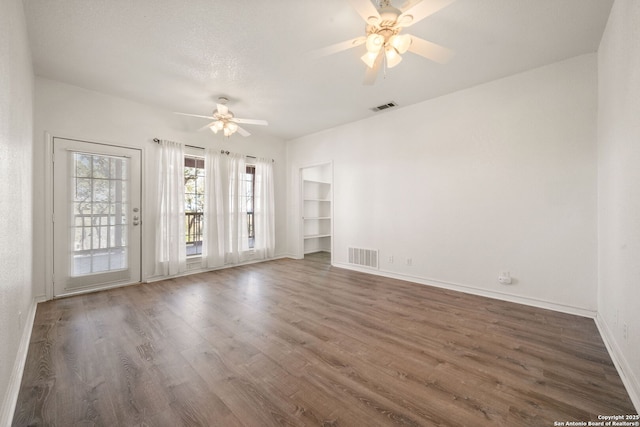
371,101 -> 398,112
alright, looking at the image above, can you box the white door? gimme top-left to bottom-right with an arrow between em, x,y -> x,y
53,137 -> 142,296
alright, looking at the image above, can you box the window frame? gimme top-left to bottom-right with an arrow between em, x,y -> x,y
245,164 -> 256,250
184,150 -> 205,258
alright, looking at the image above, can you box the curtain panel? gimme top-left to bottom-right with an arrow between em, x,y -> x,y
155,140 -> 186,276
202,149 -> 225,268
224,153 -> 250,264
253,157 -> 276,259
202,152 -> 276,266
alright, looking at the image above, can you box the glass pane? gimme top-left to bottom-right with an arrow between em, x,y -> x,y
93,156 -> 110,178
93,202 -> 110,216
110,158 -> 127,180
112,225 -> 125,247
75,154 -> 92,178
93,179 -> 110,202
91,249 -> 111,273
73,254 -> 91,276
70,152 -> 130,276
184,156 -> 204,256
74,179 -> 92,202
74,202 -> 91,216
110,248 -> 127,269
91,226 -> 100,249
82,227 -> 91,250
73,227 -> 83,250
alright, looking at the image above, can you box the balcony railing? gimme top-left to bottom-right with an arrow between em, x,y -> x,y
185,211 -> 203,256
185,211 -> 255,255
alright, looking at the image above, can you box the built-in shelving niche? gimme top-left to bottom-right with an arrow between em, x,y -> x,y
301,164 -> 332,255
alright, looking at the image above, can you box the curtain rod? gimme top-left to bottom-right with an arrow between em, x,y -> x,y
220,150 -> 274,163
153,138 -> 202,150
153,138 -> 274,162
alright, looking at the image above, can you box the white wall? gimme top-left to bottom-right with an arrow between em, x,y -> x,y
0,0 -> 35,423
33,78 -> 288,297
287,54 -> 598,315
597,0 -> 640,410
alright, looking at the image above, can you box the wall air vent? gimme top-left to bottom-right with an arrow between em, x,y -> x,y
348,247 -> 379,269
371,101 -> 398,112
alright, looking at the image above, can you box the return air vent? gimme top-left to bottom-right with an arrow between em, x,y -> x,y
371,101 -> 398,112
348,247 -> 379,269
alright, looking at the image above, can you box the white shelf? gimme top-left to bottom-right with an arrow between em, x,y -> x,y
302,173 -> 331,254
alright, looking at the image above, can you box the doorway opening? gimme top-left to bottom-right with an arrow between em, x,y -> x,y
300,162 -> 332,264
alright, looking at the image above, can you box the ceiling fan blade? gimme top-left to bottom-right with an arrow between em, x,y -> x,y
363,51 -> 383,85
308,37 -> 366,59
236,126 -> 251,137
348,0 -> 381,25
231,118 -> 268,126
174,112 -> 215,120
397,0 -> 455,27
216,103 -> 229,115
197,121 -> 219,132
407,36 -> 454,64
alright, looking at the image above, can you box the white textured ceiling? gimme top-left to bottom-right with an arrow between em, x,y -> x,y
23,0 -> 613,140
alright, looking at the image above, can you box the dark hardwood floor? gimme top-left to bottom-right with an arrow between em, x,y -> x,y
13,253 -> 636,426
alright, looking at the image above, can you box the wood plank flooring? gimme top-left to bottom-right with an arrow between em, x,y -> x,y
13,253 -> 636,426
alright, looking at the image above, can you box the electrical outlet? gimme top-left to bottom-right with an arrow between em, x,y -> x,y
388,255 -> 394,264
406,258 -> 412,266
498,271 -> 512,285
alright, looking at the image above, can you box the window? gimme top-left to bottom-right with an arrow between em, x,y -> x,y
244,165 -> 255,249
184,156 -> 204,256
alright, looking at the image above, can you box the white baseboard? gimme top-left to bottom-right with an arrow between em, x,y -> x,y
0,296 -> 42,427
332,262 -> 597,318
595,315 -> 640,413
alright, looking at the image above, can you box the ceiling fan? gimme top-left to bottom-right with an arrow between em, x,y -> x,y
316,0 -> 455,84
175,97 -> 268,137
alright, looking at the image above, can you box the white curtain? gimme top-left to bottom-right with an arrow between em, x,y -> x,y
253,157 -> 275,259
202,151 -> 276,266
202,149 -> 225,268
155,140 -> 186,276
224,153 -> 249,264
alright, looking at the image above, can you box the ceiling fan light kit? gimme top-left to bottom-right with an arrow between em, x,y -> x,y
175,96 -> 268,138
360,1 -> 409,69
317,0 -> 455,84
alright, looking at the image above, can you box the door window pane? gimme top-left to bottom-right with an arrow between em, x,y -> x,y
70,152 -> 129,276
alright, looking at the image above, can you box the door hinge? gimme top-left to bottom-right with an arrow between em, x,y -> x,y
52,213 -> 55,223
51,152 -> 55,163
